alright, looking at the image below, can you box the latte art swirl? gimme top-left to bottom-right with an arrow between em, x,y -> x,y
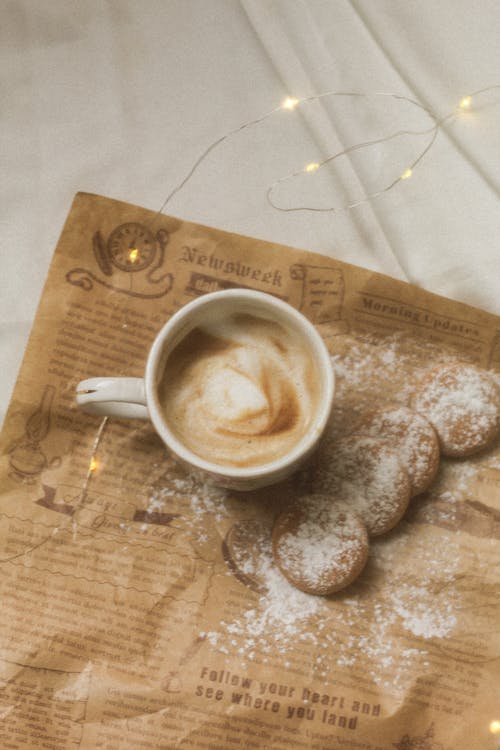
158,314 -> 320,467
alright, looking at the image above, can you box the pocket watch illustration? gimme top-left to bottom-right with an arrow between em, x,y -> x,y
66,222 -> 173,298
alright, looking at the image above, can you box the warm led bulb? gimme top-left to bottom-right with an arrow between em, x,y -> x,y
305,162 -> 320,173
459,95 -> 472,110
128,247 -> 139,263
490,720 -> 500,734
282,96 -> 299,110
401,167 -> 413,180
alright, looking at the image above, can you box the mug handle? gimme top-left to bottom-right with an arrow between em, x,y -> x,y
75,377 -> 149,419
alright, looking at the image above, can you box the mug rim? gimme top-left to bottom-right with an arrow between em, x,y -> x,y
145,289 -> 335,480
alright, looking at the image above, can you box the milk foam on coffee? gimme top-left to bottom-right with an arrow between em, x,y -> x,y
158,313 -> 321,468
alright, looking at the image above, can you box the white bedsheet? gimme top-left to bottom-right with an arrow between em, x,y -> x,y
3,0 -> 500,426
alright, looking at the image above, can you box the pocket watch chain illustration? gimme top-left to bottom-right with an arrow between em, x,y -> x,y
66,222 -> 173,298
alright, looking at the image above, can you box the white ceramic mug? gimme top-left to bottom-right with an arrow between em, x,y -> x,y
75,289 -> 335,490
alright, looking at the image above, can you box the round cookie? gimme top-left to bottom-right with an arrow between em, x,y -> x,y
411,363 -> 500,457
312,435 -> 411,536
272,495 -> 369,595
356,405 -> 440,496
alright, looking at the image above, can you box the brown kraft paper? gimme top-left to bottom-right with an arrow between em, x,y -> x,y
0,192 -> 499,750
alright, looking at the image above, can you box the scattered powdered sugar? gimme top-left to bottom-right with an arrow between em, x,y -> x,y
487,454 -> 500,470
187,487 -> 463,686
433,459 -> 478,499
373,530 -> 461,642
203,513 -> 462,690
224,571 -> 321,642
207,519 -> 323,654
149,463 -> 231,524
328,332 -> 460,428
391,586 -> 457,639
142,331 -> 498,690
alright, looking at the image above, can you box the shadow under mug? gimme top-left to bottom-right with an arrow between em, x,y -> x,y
75,289 -> 335,490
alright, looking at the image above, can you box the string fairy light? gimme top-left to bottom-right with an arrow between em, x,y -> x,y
282,96 -> 299,110
458,95 -> 473,110
490,719 -> 500,750
147,84 -> 500,226
266,85 -> 500,213
82,417 -> 108,498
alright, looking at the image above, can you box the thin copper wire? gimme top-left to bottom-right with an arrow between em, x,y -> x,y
148,85 -> 500,222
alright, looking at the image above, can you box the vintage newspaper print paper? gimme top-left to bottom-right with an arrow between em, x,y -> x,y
0,192 -> 499,750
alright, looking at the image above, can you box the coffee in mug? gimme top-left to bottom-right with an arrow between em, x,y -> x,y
158,311 -> 321,469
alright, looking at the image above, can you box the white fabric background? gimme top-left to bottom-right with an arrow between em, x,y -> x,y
3,0 -> 500,427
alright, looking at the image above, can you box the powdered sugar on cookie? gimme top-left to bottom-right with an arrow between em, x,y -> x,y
312,435 -> 411,536
412,363 -> 500,456
272,497 -> 369,594
356,406 -> 440,496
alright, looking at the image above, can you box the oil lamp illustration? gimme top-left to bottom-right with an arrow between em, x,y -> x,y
9,385 -> 58,482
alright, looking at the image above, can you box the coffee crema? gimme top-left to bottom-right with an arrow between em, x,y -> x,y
158,313 -> 321,468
